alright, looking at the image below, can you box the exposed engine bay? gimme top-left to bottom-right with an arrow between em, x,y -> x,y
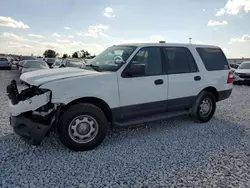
7,79 -> 64,144
6,79 -> 61,126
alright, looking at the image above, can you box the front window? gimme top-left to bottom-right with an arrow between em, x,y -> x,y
21,56 -> 38,61
54,59 -> 62,66
66,61 -> 84,68
23,61 -> 49,69
239,62 -> 250,69
85,45 -> 137,71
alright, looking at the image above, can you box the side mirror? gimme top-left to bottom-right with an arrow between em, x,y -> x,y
126,63 -> 145,77
114,56 -> 125,65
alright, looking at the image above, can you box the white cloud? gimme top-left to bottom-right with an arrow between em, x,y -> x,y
64,27 -> 71,30
207,20 -> 228,26
28,34 -> 45,38
76,32 -> 85,36
230,34 -> 250,43
99,32 -> 109,37
52,33 -> 61,37
84,24 -> 109,38
216,0 -> 250,16
0,16 -> 29,28
8,42 -> 33,49
1,32 -> 25,40
202,8 -> 206,11
0,32 -> 105,56
56,39 -> 71,43
68,35 -> 75,38
104,7 -> 115,18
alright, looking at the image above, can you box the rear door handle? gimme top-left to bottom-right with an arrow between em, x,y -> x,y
154,79 -> 164,85
194,76 -> 201,81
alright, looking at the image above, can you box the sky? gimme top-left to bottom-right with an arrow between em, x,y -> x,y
0,0 -> 250,58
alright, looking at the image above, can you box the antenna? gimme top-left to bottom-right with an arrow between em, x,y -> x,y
188,37 -> 192,44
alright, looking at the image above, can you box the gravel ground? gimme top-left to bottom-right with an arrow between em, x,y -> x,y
1,68 -> 250,188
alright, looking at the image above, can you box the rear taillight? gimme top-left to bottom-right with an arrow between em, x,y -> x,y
227,71 -> 234,83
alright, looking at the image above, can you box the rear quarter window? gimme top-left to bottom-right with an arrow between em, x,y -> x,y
196,47 -> 229,71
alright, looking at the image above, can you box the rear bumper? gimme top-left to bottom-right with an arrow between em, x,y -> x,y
218,89 -> 232,101
10,115 -> 51,145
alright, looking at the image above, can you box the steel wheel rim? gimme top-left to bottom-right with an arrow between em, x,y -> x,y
68,115 -> 99,144
199,98 -> 212,117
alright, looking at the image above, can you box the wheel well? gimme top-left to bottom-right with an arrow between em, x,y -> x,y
61,97 -> 112,122
202,87 -> 219,101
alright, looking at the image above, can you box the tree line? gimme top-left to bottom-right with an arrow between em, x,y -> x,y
43,49 -> 94,59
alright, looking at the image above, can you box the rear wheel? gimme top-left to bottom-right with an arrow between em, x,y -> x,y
191,91 -> 216,123
58,103 -> 108,151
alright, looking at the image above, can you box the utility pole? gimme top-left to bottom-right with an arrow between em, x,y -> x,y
189,37 -> 192,44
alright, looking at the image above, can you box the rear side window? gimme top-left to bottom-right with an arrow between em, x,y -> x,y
196,48 -> 229,71
163,47 -> 198,74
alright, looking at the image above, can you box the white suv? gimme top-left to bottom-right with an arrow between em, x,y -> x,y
7,42 -> 233,151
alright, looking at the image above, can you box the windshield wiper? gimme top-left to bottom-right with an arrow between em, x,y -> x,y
85,64 -> 101,72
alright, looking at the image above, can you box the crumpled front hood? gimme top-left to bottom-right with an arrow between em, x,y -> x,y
235,69 -> 250,74
20,67 -> 101,86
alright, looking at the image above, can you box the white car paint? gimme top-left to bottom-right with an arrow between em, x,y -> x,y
20,68 -> 101,86
9,91 -> 51,116
12,43 -> 232,115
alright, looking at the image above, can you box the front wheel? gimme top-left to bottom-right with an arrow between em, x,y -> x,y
58,103 -> 109,151
190,91 -> 216,123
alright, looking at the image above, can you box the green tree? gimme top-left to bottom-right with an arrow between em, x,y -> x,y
62,54 -> 68,59
72,52 -> 79,58
43,49 -> 57,58
85,51 -> 90,57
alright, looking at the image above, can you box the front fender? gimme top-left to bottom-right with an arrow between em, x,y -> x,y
40,73 -> 120,109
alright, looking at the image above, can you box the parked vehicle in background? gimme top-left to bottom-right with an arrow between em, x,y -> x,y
18,56 -> 38,72
7,43 -> 233,151
233,61 -> 250,84
51,59 -> 63,68
60,59 -> 85,69
0,57 -> 12,70
21,60 -> 50,74
45,58 -> 56,68
229,63 -> 239,72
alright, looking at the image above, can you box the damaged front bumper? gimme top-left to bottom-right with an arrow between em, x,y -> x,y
10,115 -> 51,145
7,79 -> 58,145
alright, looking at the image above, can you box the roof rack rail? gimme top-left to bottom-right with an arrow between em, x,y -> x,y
159,41 -> 166,43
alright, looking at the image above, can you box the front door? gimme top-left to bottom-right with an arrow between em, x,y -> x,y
118,46 -> 168,120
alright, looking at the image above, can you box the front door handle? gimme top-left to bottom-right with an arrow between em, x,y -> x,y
194,76 -> 201,81
154,79 -> 164,85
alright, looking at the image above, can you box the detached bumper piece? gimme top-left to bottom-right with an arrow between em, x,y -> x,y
10,115 -> 51,145
7,80 -> 19,105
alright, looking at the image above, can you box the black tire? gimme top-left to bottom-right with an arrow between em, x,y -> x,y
190,91 -> 216,123
58,103 -> 108,151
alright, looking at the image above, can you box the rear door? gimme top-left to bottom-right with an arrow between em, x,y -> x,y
163,47 -> 202,110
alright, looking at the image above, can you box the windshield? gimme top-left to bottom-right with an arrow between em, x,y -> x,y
54,59 -> 62,66
47,58 -> 56,63
85,45 -> 137,71
239,62 -> 250,69
66,61 -> 84,68
23,61 -> 49,69
20,56 -> 38,61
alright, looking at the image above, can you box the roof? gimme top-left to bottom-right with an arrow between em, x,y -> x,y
114,42 -> 219,48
